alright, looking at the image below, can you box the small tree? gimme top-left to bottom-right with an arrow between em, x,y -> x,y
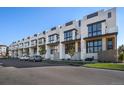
39,46 -> 46,55
118,53 -> 124,62
118,45 -> 124,62
68,47 -> 75,59
118,44 -> 124,54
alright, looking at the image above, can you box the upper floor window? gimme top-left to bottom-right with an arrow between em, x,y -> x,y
43,31 -> 46,34
34,34 -> 37,37
31,40 -> 37,45
39,38 -> 46,44
48,34 -> 59,43
87,12 -> 98,19
51,27 -> 56,31
22,38 -> 24,41
78,20 -> 81,27
20,43 -> 23,46
56,35 -> 59,40
48,35 -> 54,43
60,26 -> 62,29
108,12 -> 112,18
88,22 -> 102,37
65,21 -> 73,26
27,37 -> 30,39
25,42 -> 29,46
64,30 -> 73,41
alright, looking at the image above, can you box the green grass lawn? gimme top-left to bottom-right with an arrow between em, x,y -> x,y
84,63 -> 124,71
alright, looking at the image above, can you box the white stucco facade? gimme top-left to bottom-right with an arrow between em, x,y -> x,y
9,8 -> 118,61
0,45 -> 7,58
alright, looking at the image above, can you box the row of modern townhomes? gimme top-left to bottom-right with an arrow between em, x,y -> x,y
9,8 -> 118,62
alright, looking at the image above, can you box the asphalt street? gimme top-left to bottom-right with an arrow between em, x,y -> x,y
0,59 -> 124,85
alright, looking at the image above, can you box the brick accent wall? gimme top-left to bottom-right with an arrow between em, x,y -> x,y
98,49 -> 118,62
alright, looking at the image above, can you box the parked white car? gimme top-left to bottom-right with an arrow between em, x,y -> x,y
19,55 -> 30,61
29,55 -> 42,62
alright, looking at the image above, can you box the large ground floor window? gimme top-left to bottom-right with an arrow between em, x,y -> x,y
50,46 -> 58,54
86,39 -> 102,53
107,38 -> 114,50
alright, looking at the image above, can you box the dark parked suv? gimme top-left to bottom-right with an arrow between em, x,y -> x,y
85,56 -> 94,61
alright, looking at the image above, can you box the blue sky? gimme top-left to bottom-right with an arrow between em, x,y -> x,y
0,7 -> 123,47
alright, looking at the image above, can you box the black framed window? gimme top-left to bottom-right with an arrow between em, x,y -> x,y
78,20 -> 81,27
25,42 -> 29,46
51,27 -> 56,31
43,31 -> 46,34
31,40 -> 37,45
87,12 -> 98,19
48,34 -> 59,43
107,38 -> 113,50
38,38 -> 42,44
56,35 -> 59,40
48,35 -> 54,43
88,25 -> 92,37
65,21 -> 73,26
39,38 -> 45,44
108,12 -> 112,18
88,22 -> 102,37
34,34 -> 37,37
20,43 -> 23,46
64,31 -> 73,41
86,39 -> 102,53
44,38 -> 46,43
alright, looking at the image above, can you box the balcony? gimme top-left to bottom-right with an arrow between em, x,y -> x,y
38,38 -> 46,45
64,37 -> 73,41
24,44 -> 30,48
106,26 -> 118,34
15,46 -> 18,48
10,46 -> 17,50
31,42 -> 37,47
49,38 -> 59,43
64,35 -> 80,41
38,40 -> 45,45
48,38 -> 60,45
75,34 -> 81,39
18,45 -> 23,49
83,26 -> 118,40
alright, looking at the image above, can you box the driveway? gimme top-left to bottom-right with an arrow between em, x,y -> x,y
0,59 -> 124,85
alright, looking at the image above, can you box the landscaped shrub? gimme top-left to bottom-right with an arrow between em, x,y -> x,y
118,53 -> 124,62
68,47 -> 75,59
39,46 -> 46,55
